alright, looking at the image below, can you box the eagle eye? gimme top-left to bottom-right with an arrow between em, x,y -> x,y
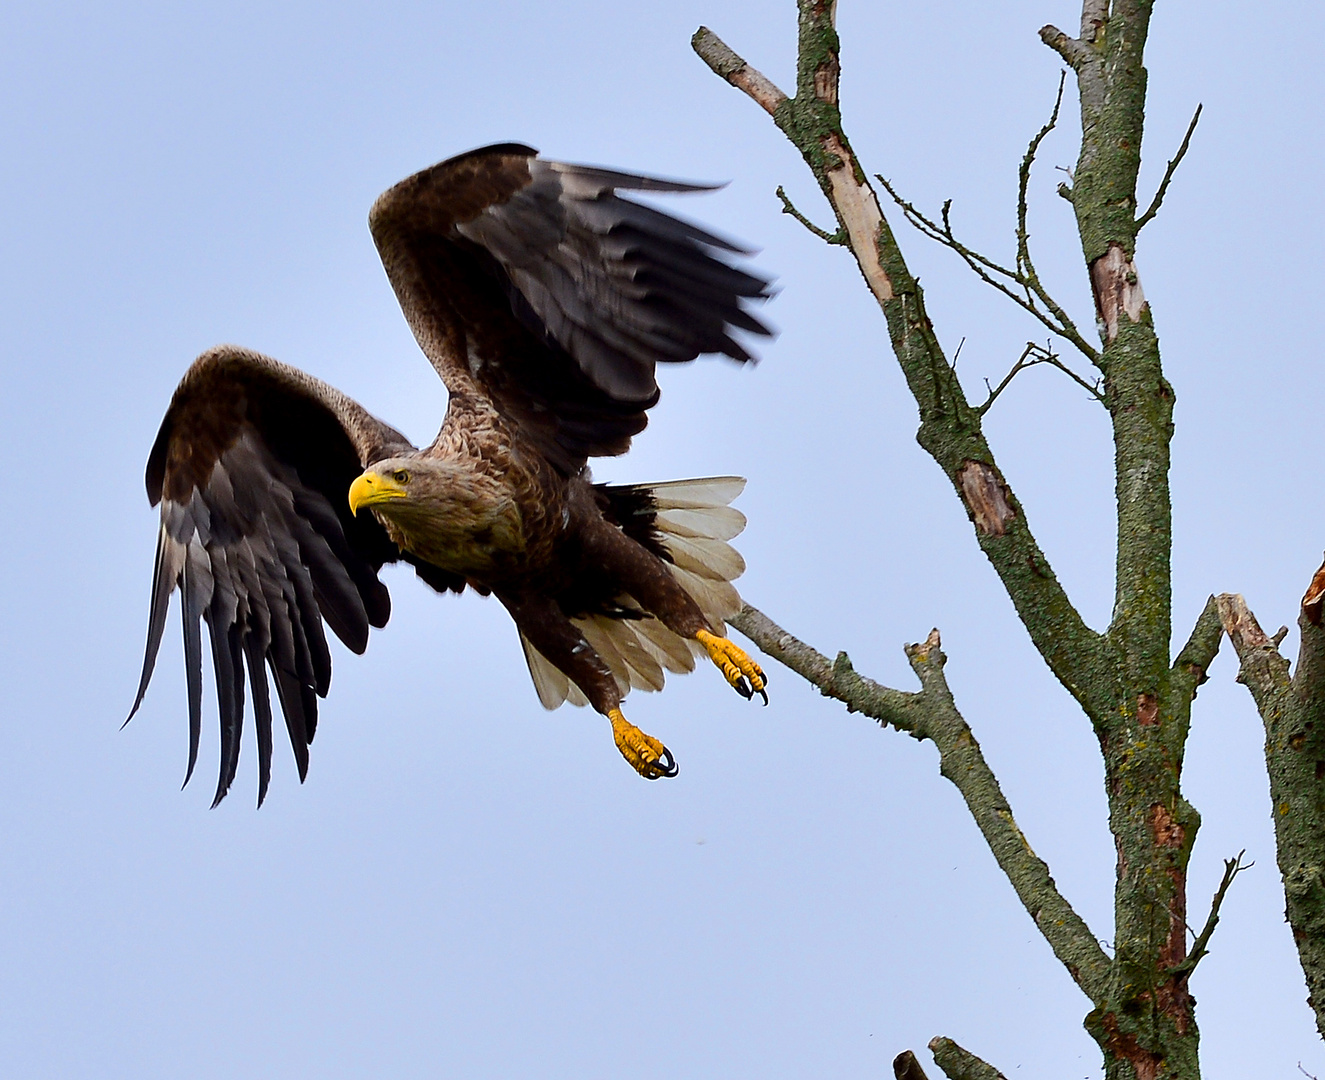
393,469 -> 411,484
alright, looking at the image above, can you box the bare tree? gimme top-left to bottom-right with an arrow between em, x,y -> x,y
691,2 -> 1324,1077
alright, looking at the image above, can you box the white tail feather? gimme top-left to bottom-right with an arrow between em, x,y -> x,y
648,476 -> 745,509
578,616 -> 666,693
634,615 -> 698,674
659,532 -> 746,582
654,505 -> 746,541
517,475 -> 748,708
520,632 -> 571,710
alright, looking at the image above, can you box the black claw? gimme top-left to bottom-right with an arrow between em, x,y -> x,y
757,687 -> 769,706
655,748 -> 679,779
734,678 -> 753,700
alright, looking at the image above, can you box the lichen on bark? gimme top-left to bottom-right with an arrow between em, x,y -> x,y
695,0 -> 1319,1076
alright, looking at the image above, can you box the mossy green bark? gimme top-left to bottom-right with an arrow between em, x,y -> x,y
1222,599 -> 1325,1038
694,2 -> 1263,1076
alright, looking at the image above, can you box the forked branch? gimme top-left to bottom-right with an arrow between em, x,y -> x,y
875,75 -> 1100,367
875,173 -> 1099,367
776,185 -> 847,245
978,341 -> 1105,415
1218,585 -> 1325,1037
695,10 -> 1117,727
1170,850 -> 1251,976
730,604 -> 1111,1002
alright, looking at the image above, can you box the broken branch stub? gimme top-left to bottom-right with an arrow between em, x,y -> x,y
1301,553 -> 1325,625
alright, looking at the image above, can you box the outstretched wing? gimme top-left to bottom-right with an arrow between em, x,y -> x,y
127,346 -> 463,807
369,143 -> 773,473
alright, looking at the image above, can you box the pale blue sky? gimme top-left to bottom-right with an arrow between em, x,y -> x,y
1,2 -> 1320,1076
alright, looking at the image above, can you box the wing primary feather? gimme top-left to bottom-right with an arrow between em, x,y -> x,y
126,524 -> 185,725
271,664 -> 311,782
137,346 -> 408,802
546,160 -> 724,197
300,681 -> 320,747
571,192 -> 753,255
246,640 -> 274,807
180,543 -> 211,788
209,618 -> 246,808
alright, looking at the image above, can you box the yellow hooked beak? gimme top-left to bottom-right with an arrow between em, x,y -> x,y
348,471 -> 409,515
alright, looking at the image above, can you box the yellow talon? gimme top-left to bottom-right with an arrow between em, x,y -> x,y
695,628 -> 768,704
608,708 -> 678,780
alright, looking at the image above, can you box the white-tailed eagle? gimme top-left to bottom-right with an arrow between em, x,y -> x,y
128,143 -> 771,806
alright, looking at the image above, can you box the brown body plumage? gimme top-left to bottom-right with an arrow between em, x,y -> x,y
129,143 -> 771,805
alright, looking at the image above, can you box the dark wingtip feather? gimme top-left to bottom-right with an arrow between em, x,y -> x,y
208,620 -> 246,808
248,646 -> 274,808
272,667 -> 312,783
181,566 -> 206,789
127,527 -> 184,727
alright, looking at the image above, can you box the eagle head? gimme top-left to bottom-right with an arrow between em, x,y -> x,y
347,459 -> 418,515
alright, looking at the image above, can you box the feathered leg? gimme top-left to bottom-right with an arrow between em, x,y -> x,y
577,517 -> 767,703
498,592 -> 677,779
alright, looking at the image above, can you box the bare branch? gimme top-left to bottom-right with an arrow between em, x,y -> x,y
1011,74 -> 1102,368
696,7 -> 1117,730
1017,72 -> 1066,280
979,342 -> 1041,414
729,603 -> 1113,1002
1170,850 -> 1251,976
1171,595 -> 1223,703
1038,349 -> 1108,404
1039,24 -> 1095,70
977,341 -> 1104,415
775,185 -> 847,245
691,27 -> 788,116
928,1037 -> 1008,1080
1135,104 -> 1203,233
728,604 -> 917,724
876,175 -> 1101,366
1220,584 -> 1325,1038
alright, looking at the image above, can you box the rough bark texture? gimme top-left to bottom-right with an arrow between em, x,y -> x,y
1218,587 -> 1325,1038
693,2 -> 1254,1076
731,607 -> 1112,999
928,1037 -> 1009,1080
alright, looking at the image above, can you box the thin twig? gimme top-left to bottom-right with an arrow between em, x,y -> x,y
977,341 -> 1106,415
1170,850 -> 1251,975
980,343 -> 1041,414
775,185 -> 847,245
876,174 -> 1100,366
1012,74 -> 1092,361
1136,103 -> 1202,233
1017,72 -> 1066,279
